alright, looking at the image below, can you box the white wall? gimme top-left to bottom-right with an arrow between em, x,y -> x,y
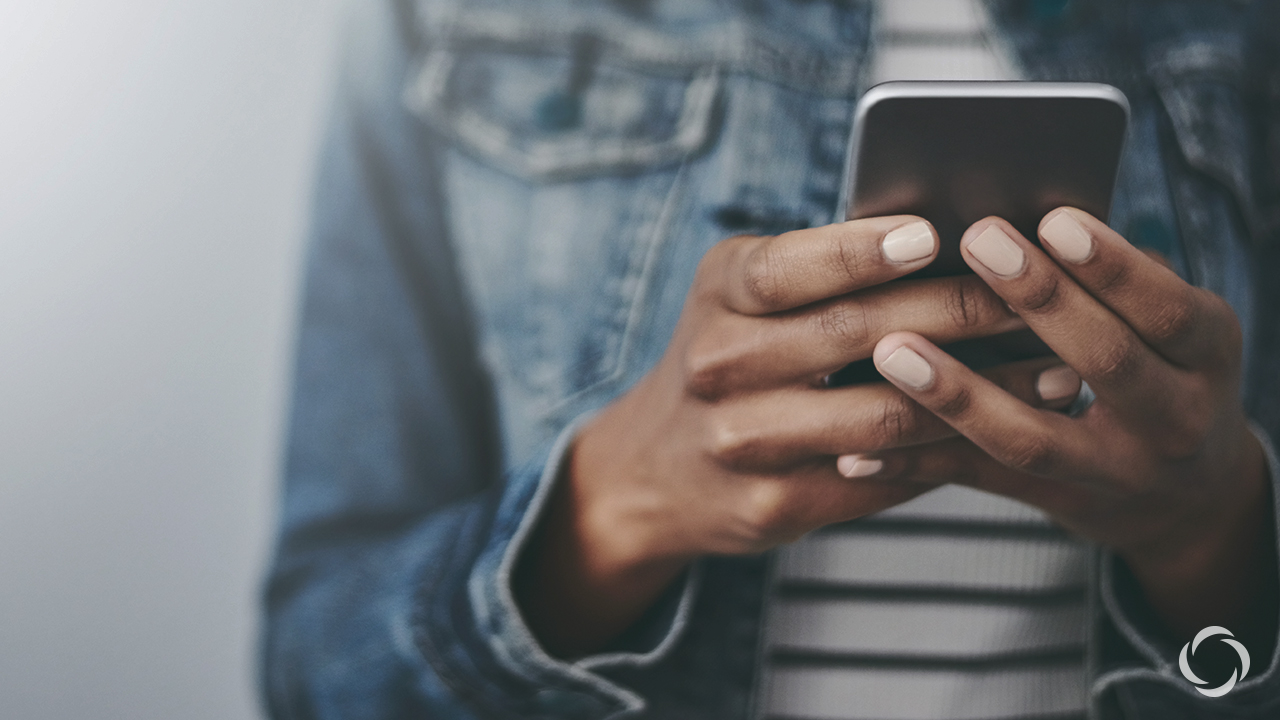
0,1 -> 345,717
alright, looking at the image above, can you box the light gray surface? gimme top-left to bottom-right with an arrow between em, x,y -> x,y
0,1 -> 345,718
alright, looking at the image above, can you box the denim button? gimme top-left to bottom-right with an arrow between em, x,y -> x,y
1030,0 -> 1071,22
1127,214 -> 1176,257
536,91 -> 583,132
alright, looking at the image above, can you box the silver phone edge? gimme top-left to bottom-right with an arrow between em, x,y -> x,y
840,81 -> 1132,223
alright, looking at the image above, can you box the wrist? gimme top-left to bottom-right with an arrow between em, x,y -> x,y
1121,427 -> 1274,638
571,400 -> 696,572
513,408 -> 692,658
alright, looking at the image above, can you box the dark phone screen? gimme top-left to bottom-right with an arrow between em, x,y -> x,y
846,89 -> 1128,278
829,86 -> 1128,385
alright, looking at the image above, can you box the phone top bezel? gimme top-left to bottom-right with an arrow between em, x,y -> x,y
839,81 -> 1131,222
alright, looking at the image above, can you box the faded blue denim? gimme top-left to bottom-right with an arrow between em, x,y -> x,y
262,0 -> 1280,717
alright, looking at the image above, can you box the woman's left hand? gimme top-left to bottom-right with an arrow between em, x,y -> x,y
856,207 -> 1274,641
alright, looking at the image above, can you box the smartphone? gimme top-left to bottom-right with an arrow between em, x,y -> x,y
827,81 -> 1129,386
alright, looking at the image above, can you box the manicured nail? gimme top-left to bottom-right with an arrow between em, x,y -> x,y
1037,365 -> 1081,403
967,225 -> 1025,277
838,455 -> 884,478
1040,211 -> 1093,263
882,221 -> 936,263
879,346 -> 934,389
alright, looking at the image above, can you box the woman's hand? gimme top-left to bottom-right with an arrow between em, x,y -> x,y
860,208 -> 1275,643
516,216 -> 1077,657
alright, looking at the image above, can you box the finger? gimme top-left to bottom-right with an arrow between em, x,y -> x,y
837,436 -> 1086,512
687,275 -> 1023,393
706,358 -> 1080,472
728,465 -> 943,547
869,332 -> 1096,481
1037,207 -> 1237,369
1140,247 -> 1174,270
959,217 -> 1185,418
721,216 -> 939,315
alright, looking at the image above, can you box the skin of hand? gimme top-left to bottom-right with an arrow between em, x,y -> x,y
515,216 -> 1082,658
856,208 -> 1276,646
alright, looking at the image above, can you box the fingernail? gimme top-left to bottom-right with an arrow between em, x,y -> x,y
882,221 -> 936,263
838,455 -> 884,478
1040,211 -> 1093,263
879,346 -> 934,389
967,225 -> 1025,278
1037,365 -> 1081,403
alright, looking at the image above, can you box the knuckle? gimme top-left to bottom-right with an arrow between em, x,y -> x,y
1087,338 -> 1145,387
683,354 -> 728,402
876,395 -> 924,446
682,332 -> 741,401
934,384 -> 975,419
1145,290 -> 1199,346
1003,433 -> 1061,475
694,237 -> 743,289
817,301 -> 875,352
1017,273 -> 1065,314
1092,258 -> 1132,295
1203,291 -> 1244,364
827,227 -> 866,286
740,244 -> 790,312
737,480 -> 799,541
705,417 -> 768,471
943,280 -> 989,331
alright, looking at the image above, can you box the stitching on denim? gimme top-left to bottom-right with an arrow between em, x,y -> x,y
471,415 -> 647,714
404,49 -> 722,180
577,161 -> 687,395
533,160 -> 690,425
410,504 -> 531,719
419,11 -> 867,97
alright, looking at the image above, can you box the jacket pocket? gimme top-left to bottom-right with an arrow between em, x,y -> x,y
401,12 -> 728,448
403,21 -> 721,182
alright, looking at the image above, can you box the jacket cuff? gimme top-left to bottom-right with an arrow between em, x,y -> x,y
1094,423 -> 1280,701
466,414 -> 700,718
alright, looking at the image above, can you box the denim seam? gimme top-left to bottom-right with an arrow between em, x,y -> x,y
558,162 -> 689,411
536,160 -> 691,427
411,503 -> 522,719
403,52 -> 722,180
577,563 -> 704,672
413,10 -> 868,97
468,412 -> 701,717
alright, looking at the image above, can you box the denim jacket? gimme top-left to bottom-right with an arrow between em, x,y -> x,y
262,1 -> 1280,718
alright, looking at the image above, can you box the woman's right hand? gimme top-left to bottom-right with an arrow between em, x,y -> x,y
515,216 -> 1078,657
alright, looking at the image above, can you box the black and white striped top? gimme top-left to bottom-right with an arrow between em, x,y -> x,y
757,3 -> 1091,719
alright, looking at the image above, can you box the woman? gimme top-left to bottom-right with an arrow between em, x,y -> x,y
263,1 -> 1280,717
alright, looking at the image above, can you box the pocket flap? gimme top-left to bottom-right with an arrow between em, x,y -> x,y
404,34 -> 721,181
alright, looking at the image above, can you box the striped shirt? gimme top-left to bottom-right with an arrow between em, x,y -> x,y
757,3 -> 1092,719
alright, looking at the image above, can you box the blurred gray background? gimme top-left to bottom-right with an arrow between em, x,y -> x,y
0,1 -> 346,717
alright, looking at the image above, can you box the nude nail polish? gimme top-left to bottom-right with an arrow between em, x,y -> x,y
1040,211 -> 1094,263
1037,365 -> 1081,403
838,455 -> 884,478
882,221 -> 936,263
967,225 -> 1025,278
879,346 -> 934,390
